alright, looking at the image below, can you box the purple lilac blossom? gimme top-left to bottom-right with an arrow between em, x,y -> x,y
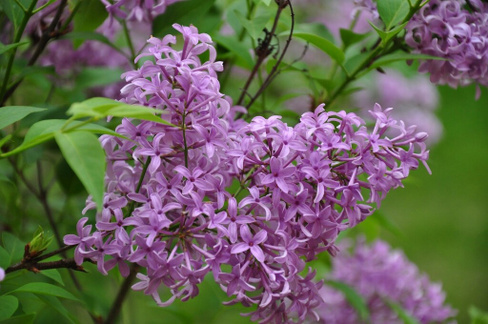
353,69 -> 443,145
101,0 -> 184,23
64,24 -> 431,323
0,267 -> 5,282
315,238 -> 457,324
406,0 -> 488,96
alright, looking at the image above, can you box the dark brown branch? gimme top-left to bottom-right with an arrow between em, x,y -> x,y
0,0 -> 68,106
6,257 -> 85,274
236,0 -> 288,106
104,264 -> 140,324
246,0 -> 295,110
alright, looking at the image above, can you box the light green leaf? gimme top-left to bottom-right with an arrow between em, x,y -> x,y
2,232 -> 24,267
470,306 -> 488,324
0,41 -> 29,55
54,131 -> 106,210
325,280 -> 370,322
40,269 -> 65,286
72,0 -> 108,33
260,0 -> 271,5
376,0 -> 410,30
213,35 -> 254,69
0,296 -> 19,321
367,52 -> 446,71
13,282 -> 79,301
1,119 -> 123,158
234,11 -> 270,41
369,21 -> 408,46
384,298 -> 420,324
0,106 -> 46,129
293,32 -> 345,64
67,97 -> 174,126
0,246 -> 10,268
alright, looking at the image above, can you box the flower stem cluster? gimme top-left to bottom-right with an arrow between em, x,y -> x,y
64,24 -> 431,323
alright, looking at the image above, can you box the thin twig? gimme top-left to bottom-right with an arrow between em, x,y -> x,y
104,264 -> 140,324
6,257 -> 85,274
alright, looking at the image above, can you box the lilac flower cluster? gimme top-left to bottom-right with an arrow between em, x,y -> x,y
64,24 -> 431,323
101,0 -> 183,22
406,0 -> 488,94
316,239 -> 457,324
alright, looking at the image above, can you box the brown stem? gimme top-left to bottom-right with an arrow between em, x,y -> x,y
104,264 -> 140,324
236,0 -> 287,106
6,257 -> 85,274
0,0 -> 68,106
245,0 -> 295,110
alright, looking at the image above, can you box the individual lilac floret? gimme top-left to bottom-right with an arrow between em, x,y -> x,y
0,267 -> 5,282
315,238 -> 457,324
101,0 -> 183,22
65,24 -> 431,324
406,0 -> 488,96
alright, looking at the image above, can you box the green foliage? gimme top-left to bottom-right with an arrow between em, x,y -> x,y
0,106 -> 46,130
470,306 -> 488,324
2,232 -> 25,267
325,280 -> 370,322
384,298 -> 420,324
0,296 -> 19,321
54,131 -> 106,210
293,32 -> 345,64
376,0 -> 410,30
28,226 -> 53,255
12,282 -> 79,301
0,41 -> 29,55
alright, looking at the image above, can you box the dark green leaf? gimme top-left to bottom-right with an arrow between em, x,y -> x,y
67,97 -> 174,125
0,246 -> 10,268
40,269 -> 65,286
293,32 -> 345,64
293,23 -> 335,43
0,106 -> 46,129
0,296 -> 18,320
13,282 -> 79,301
213,35 -> 254,69
2,232 -> 24,267
72,0 -> 108,33
55,159 -> 84,195
152,0 -> 216,37
54,131 -> 106,210
325,280 -> 370,322
376,0 -> 410,30
339,29 -> 370,48
38,295 -> 79,324
0,313 -> 35,324
0,0 -> 24,29
0,41 -> 29,55
384,298 -> 420,324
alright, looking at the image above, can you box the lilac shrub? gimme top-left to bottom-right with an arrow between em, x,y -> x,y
316,239 -> 457,324
64,24 -> 432,323
406,0 -> 488,96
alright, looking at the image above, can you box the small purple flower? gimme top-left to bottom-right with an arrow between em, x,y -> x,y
231,226 -> 268,263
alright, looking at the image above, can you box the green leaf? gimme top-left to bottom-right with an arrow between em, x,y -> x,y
369,21 -> 408,46
259,0 -> 271,5
0,41 -> 29,55
367,52 -> 446,71
75,67 -> 125,88
67,97 -> 174,126
234,11 -> 270,41
370,211 -> 403,237
0,106 -> 46,129
384,298 -> 420,324
293,32 -> 345,64
376,0 -> 410,30
325,280 -> 370,322
0,246 -> 10,268
152,0 -> 216,37
0,313 -> 35,324
339,29 -> 370,48
470,306 -> 488,324
213,35 -> 254,69
13,282 -> 79,301
38,295 -> 79,324
0,296 -> 18,321
0,0 -> 24,29
40,269 -> 65,286
54,131 -> 106,210
2,232 -> 24,267
72,0 -> 107,33
1,119 -> 123,158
